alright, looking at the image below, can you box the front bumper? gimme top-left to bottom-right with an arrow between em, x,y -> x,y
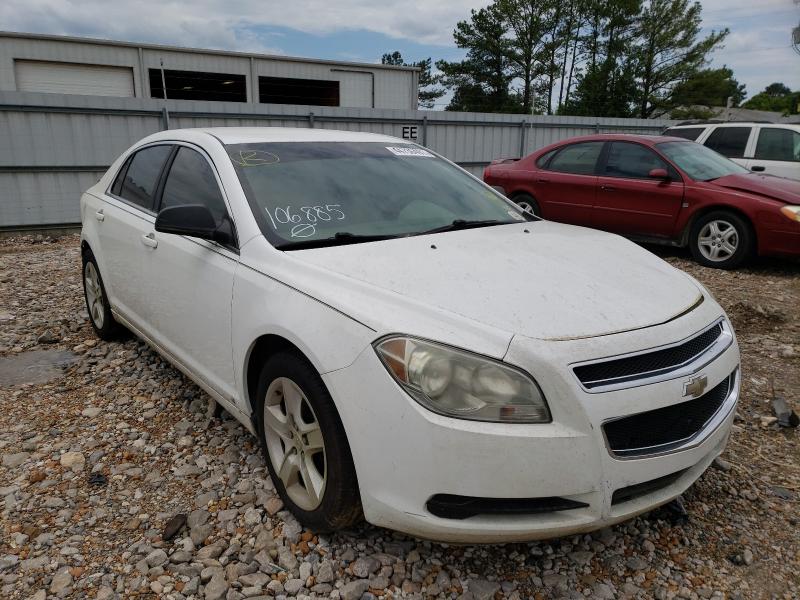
324,302 -> 740,543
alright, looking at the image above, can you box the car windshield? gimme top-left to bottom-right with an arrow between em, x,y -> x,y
226,142 -> 527,248
657,140 -> 749,181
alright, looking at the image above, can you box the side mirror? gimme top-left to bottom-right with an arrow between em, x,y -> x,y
648,168 -> 669,180
155,204 -> 230,244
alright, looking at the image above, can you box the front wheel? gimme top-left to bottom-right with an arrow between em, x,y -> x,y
689,211 -> 753,269
255,352 -> 362,532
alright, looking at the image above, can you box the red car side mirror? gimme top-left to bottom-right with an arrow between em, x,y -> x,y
648,168 -> 669,180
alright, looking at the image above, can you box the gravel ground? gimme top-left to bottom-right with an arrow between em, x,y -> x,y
0,234 -> 798,600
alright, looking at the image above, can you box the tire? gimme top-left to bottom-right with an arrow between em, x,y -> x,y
81,250 -> 125,340
689,211 -> 753,269
255,352 -> 362,532
512,193 -> 541,217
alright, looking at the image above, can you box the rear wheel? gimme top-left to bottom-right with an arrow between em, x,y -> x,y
511,193 -> 540,217
255,352 -> 362,532
82,252 -> 125,340
689,211 -> 753,269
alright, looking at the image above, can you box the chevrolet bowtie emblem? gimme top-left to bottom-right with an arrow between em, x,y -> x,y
683,375 -> 708,398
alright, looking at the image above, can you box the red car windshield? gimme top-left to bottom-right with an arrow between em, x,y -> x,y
657,141 -> 749,181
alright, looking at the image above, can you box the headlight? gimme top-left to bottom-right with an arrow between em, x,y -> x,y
780,205 -> 800,222
374,336 -> 550,423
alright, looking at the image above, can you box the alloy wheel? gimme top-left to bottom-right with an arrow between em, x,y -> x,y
263,377 -> 327,511
84,262 -> 105,329
697,219 -> 739,262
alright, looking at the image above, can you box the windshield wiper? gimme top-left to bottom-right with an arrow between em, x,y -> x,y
275,232 -> 398,250
414,219 -> 513,236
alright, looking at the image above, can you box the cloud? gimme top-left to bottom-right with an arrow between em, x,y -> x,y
0,0 -> 489,50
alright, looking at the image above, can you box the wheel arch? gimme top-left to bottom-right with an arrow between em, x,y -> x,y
680,204 -> 758,248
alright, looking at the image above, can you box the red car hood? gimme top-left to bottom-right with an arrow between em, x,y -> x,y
710,173 -> 800,204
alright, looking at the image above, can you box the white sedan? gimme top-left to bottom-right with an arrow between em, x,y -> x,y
80,127 -> 741,542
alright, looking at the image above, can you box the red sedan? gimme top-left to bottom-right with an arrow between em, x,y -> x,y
483,134 -> 800,269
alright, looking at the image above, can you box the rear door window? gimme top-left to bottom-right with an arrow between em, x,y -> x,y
117,145 -> 172,210
546,142 -> 604,175
703,127 -> 752,159
664,127 -> 705,141
754,128 -> 800,162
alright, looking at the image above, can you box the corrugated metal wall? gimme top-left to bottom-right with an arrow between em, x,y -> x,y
0,91 -> 674,228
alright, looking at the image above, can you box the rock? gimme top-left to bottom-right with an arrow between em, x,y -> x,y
49,569 -> 73,594
468,579 -> 501,600
712,457 -> 733,472
145,548 -> 168,567
37,329 -> 59,344
316,560 -> 334,583
626,556 -> 648,571
341,579 -> 370,600
239,573 -> 270,587
81,406 -> 102,418
188,509 -> 210,529
277,545 -> 298,571
243,507 -> 262,526
569,550 -> 594,566
352,556 -> 380,578
0,555 -> 20,572
196,544 -> 224,560
2,452 -> 30,468
772,396 -> 799,428
163,513 -> 187,540
743,549 -> 754,565
265,496 -> 283,515
593,582 -> 616,599
189,523 -> 213,546
284,578 -> 304,594
59,451 -> 85,471
28,592 -> 46,600
204,570 -> 229,600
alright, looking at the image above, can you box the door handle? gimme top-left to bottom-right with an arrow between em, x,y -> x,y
95,209 -> 104,222
141,233 -> 158,248
536,178 -> 550,183
750,165 -> 765,172
600,185 -> 616,192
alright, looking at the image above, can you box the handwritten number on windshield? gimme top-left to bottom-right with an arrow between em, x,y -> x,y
265,205 -> 346,238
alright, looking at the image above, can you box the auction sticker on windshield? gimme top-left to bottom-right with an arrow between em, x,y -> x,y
386,146 -> 434,157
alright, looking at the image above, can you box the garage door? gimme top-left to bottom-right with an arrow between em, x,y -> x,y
14,60 -> 135,97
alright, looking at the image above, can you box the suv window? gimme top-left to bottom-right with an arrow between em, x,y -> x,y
547,142 -> 603,175
664,127 -> 704,141
603,142 -> 675,179
754,128 -> 800,162
117,145 -> 172,210
703,127 -> 751,159
160,147 -> 231,228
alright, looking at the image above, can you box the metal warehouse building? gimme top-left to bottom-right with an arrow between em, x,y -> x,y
0,32 -> 419,109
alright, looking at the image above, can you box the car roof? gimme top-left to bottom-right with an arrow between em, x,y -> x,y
668,122 -> 800,129
142,127 -> 403,145
537,133 -> 689,147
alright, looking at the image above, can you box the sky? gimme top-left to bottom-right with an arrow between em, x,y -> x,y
1,0 -> 798,107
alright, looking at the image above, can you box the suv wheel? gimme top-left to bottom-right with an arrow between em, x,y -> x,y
689,211 -> 753,269
255,352 -> 362,532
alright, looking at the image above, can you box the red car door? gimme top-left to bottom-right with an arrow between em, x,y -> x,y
533,141 -> 603,225
593,141 -> 684,238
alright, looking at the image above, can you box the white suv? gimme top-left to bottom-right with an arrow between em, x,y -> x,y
664,122 -> 800,180
80,127 -> 740,542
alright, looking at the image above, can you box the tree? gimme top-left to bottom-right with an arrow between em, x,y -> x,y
743,83 -> 800,115
667,66 -> 746,117
381,51 -> 446,109
633,0 -> 728,117
565,0 -> 641,117
436,6 -> 521,112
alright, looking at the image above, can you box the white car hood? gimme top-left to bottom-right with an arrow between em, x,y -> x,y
285,221 -> 702,341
